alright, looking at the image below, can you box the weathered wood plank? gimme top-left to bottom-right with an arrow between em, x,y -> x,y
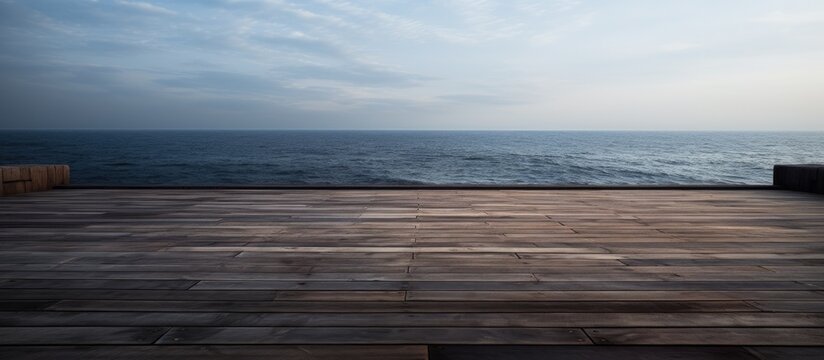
0,289 -> 278,301
4,311 -> 824,328
156,327 -> 590,344
0,345 -> 430,360
406,290 -> 824,301
746,346 -> 824,360
193,280 -> 816,291
0,327 -> 168,345
46,300 -> 759,312
3,188 -> 824,350
0,279 -> 198,290
586,328 -> 824,345
166,246 -> 609,253
0,271 -> 537,282
428,345 -> 762,360
749,301 -> 824,312
0,300 -> 56,310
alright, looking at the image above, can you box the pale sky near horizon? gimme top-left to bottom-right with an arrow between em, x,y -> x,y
1,0 -> 823,130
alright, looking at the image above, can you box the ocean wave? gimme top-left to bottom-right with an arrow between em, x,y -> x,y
3,131 -> 820,185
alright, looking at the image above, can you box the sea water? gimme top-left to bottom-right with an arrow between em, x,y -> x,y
2,130 -> 822,185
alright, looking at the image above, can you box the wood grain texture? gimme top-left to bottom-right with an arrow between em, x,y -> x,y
586,327 -> 824,345
0,345 -> 429,360
156,326 -> 590,344
2,188 -> 824,353
429,345 -> 765,360
0,327 -> 168,345
0,165 -> 69,196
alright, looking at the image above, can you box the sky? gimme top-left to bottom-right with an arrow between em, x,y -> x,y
0,0 -> 823,130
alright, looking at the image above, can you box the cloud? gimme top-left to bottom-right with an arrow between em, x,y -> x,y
74,39 -> 147,55
253,34 -> 344,58
529,32 -> 559,45
659,42 -> 700,53
156,70 -> 282,94
438,94 -> 524,106
11,0 -> 176,29
1,59 -> 117,87
118,1 -> 176,16
750,11 -> 824,25
314,0 -> 474,43
2,0 -> 823,130
273,64 -> 428,87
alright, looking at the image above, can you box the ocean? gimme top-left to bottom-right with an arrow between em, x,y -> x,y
1,131 -> 822,185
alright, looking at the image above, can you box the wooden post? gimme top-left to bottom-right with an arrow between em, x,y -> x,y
0,165 -> 70,196
774,164 -> 824,194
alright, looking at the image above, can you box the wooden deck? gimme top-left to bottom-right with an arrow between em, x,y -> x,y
1,188 -> 823,359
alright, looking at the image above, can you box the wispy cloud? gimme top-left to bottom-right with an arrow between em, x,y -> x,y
157,70 -> 280,94
750,11 -> 824,25
118,1 -> 176,16
274,63 -> 429,87
438,93 -> 526,106
659,42 -> 700,53
1,0 -> 823,130
253,34 -> 345,58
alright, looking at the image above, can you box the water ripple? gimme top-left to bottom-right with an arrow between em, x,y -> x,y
1,130 -> 822,185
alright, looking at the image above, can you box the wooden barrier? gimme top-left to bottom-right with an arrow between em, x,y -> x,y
0,165 -> 70,196
2,164 -> 821,195
774,164 -> 824,194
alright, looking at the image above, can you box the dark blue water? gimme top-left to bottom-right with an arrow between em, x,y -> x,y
1,131 -> 822,185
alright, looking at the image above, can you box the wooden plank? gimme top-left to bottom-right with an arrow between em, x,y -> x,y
3,188 -> 824,350
0,345 -> 429,360
0,289 -> 278,301
46,300 -> 759,313
406,290 -> 824,301
621,259 -> 824,266
0,279 -> 198,290
24,264 -> 409,274
156,327 -> 591,344
195,280 -> 816,291
0,327 -> 168,345
192,280 -> 407,291
0,300 -> 56,310
4,311 -> 824,328
0,271 -> 537,282
749,301 -> 824,312
166,246 -> 609,253
273,291 -> 405,301
585,328 -> 824,345
746,346 -> 824,360
410,265 -> 771,273
428,345 -> 761,360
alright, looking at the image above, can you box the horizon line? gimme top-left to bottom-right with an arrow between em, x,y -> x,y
2,128 -> 823,132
